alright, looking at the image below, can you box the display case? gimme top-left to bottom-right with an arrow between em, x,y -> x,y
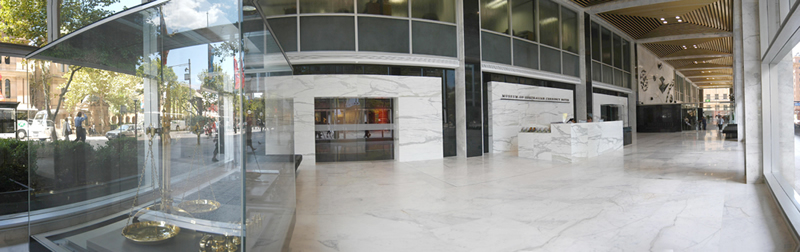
26,0 -> 296,251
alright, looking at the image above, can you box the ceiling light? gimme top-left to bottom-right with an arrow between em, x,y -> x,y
693,45 -> 697,48
675,16 -> 681,19
694,61 -> 698,64
663,21 -> 668,24
660,18 -> 665,21
678,19 -> 683,22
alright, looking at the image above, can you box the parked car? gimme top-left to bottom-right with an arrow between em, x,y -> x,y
106,124 -> 137,139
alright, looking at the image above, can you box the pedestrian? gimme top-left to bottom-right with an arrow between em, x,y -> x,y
74,112 -> 87,142
718,115 -> 725,131
700,116 -> 707,130
62,118 -> 71,141
211,135 -> 219,162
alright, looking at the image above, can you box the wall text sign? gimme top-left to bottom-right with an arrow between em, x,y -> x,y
501,94 -> 570,103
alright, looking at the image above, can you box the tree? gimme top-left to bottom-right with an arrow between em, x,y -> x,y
36,62 -> 82,140
0,0 -> 119,46
60,67 -> 141,127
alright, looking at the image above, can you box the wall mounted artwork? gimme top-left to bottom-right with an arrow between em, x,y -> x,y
637,45 -> 676,105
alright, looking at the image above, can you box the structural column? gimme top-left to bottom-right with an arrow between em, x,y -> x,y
739,0 -> 763,183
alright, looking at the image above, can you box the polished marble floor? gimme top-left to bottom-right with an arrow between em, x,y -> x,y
289,131 -> 799,251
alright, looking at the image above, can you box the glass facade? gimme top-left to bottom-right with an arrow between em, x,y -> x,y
480,0 -> 580,77
314,98 -> 395,162
590,20 -> 632,88
22,1 -> 297,251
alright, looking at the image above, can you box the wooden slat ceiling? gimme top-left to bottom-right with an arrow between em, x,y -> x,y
574,0 -> 734,89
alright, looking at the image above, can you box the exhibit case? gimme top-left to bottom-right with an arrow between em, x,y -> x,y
25,0 -> 296,251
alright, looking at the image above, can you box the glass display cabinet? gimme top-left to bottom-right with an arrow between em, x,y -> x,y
25,0 -> 296,251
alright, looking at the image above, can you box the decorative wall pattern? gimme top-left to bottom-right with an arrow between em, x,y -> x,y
638,45 -> 676,104
488,81 -> 574,153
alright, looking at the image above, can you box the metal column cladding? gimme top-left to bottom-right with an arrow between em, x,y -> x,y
463,0 -> 483,157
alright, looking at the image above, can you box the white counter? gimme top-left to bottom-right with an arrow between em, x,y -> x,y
518,121 -> 623,162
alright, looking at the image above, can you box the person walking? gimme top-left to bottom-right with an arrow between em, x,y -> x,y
62,118 -> 71,141
700,116 -> 707,130
74,112 -> 87,142
718,115 -> 725,131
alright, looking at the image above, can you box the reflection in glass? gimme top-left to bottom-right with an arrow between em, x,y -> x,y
22,1 -> 298,250
358,0 -> 408,17
261,0 -> 298,16
266,17 -> 298,52
481,0 -> 509,33
538,0 -> 559,48
622,38 -> 631,71
412,0 -> 456,23
601,27 -> 612,65
602,64 -> 613,84
561,6 -> 577,53
512,0 -> 536,42
592,61 -> 602,82
300,0 -> 354,13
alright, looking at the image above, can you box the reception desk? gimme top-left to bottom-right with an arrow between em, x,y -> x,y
518,121 -> 623,162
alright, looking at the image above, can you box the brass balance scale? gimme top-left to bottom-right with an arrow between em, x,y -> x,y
120,126 -> 238,251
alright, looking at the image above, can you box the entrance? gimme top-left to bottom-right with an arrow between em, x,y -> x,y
314,98 -> 394,162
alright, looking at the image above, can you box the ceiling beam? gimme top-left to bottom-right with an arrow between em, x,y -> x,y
663,53 -> 733,60
684,74 -> 732,78
0,42 -> 39,58
588,0 -> 683,14
637,32 -> 732,44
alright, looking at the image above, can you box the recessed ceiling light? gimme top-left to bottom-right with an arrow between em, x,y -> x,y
694,61 -> 698,64
678,19 -> 683,22
676,16 -> 681,19
663,21 -> 668,24
661,18 -> 666,21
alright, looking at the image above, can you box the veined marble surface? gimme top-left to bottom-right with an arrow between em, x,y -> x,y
519,121 -> 623,162
592,93 -> 629,125
288,131 -> 796,251
264,75 -> 443,162
488,81 -> 574,154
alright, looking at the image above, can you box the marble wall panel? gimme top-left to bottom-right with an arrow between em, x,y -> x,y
518,121 -> 623,162
742,0 -> 763,183
264,75 -> 443,162
637,45 -> 677,105
488,81 -> 574,153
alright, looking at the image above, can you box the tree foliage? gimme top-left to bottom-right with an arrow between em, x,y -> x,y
0,0 -> 119,46
61,67 -> 141,116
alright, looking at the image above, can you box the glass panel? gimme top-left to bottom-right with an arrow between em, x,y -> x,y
358,17 -> 409,53
412,21 -> 457,57
591,22 -> 601,61
262,0 -> 298,16
562,52 -> 579,77
513,38 -> 538,69
315,98 -> 395,162
412,0 -> 456,23
267,17 -> 298,52
23,1 -> 297,250
443,70 -> 457,156
613,34 -> 623,68
55,0 -> 144,40
300,16 -> 356,51
602,64 -> 613,84
622,38 -> 631,72
624,72 -> 631,88
481,0 -> 509,33
601,27 -> 612,65
481,31 -> 512,65
592,61 -> 602,82
614,69 -> 623,86
561,6 -> 578,53
538,0 -> 559,48
512,0 -> 536,42
358,0 -> 409,17
300,0 -> 354,13
540,46 -> 561,74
